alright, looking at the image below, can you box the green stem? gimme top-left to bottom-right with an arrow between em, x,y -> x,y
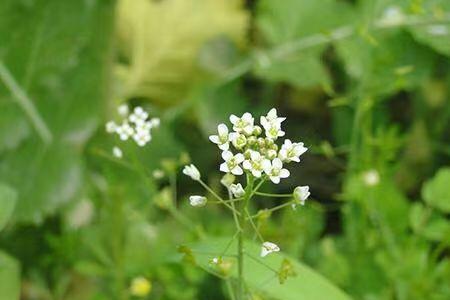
198,179 -> 241,215
254,191 -> 291,198
237,175 -> 254,300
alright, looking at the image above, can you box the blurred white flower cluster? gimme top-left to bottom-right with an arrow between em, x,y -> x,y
209,108 -> 307,184
106,105 -> 160,155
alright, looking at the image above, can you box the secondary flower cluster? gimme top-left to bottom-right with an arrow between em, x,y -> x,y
209,109 -> 307,183
106,105 -> 160,147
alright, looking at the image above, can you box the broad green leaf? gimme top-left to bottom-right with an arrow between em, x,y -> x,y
0,142 -> 82,223
409,202 -> 450,241
422,167 -> 450,213
115,0 -> 248,105
188,237 -> 351,300
0,251 -> 20,300
407,0 -> 450,56
254,0 -> 353,88
0,0 -> 116,223
0,102 -> 30,153
336,32 -> 435,96
0,183 -> 17,231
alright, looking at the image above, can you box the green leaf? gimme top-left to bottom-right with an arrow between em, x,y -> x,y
0,183 -> 17,231
0,0 -> 116,223
409,202 -> 450,242
336,32 -> 435,95
254,0 -> 353,88
188,237 -> 351,300
115,0 -> 248,104
407,0 -> 450,56
422,167 -> 450,213
0,142 -> 82,223
0,251 -> 20,300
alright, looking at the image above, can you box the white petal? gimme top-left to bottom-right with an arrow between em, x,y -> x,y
222,150 -> 233,161
273,158 -> 283,169
280,169 -> 290,178
261,159 -> 271,170
209,135 -> 220,144
220,163 -> 229,173
270,176 -> 280,184
243,160 -> 252,170
252,170 -> 262,177
230,114 -> 239,124
234,153 -> 245,164
229,132 -> 239,141
268,108 -> 277,118
218,123 -> 228,136
242,112 -> 253,122
232,166 -> 243,175
218,143 -> 229,151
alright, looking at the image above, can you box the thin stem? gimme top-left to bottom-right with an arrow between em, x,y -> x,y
254,191 -> 292,198
247,201 -> 295,220
198,179 -> 241,215
245,208 -> 264,243
237,175 -> 254,300
228,190 -> 242,232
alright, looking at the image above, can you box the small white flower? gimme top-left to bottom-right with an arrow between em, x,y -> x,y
363,169 -> 380,187
106,121 -> 117,133
189,195 -> 207,207
211,257 -> 220,264
129,106 -> 149,125
118,104 -> 129,116
209,123 -> 231,151
150,117 -> 160,128
260,241 -> 280,257
183,164 -> 201,181
378,6 -> 405,26
116,122 -> 134,140
267,149 -> 277,160
260,108 -> 285,129
113,146 -> 123,158
243,150 -> 270,178
279,139 -> 308,163
264,158 -> 290,184
229,183 -> 245,198
264,122 -> 285,140
133,128 -> 151,146
220,151 -> 245,175
292,186 -> 310,209
230,112 -> 254,135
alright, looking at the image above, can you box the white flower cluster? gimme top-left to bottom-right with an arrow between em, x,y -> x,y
106,105 -> 160,147
209,109 -> 307,184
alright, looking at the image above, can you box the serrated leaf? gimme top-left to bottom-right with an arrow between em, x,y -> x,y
0,251 -> 20,300
188,237 -> 351,300
0,183 -> 17,231
422,167 -> 450,213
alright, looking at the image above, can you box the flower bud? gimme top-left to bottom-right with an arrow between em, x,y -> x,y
189,195 -> 207,207
292,186 -> 310,209
230,183 -> 245,198
220,174 -> 235,188
183,164 -> 201,181
253,125 -> 262,136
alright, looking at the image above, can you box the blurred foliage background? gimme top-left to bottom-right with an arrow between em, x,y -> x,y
0,0 -> 449,299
